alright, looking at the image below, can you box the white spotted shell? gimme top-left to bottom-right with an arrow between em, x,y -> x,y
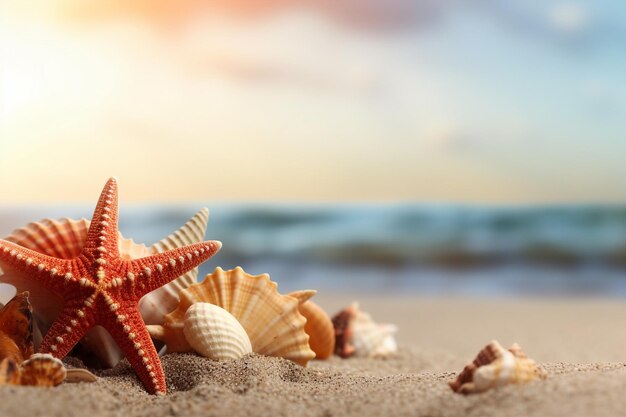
183,303 -> 252,360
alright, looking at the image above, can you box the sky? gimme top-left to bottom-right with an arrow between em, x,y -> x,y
0,0 -> 624,203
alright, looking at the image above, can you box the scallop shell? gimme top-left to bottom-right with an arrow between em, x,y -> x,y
289,291 -> 335,360
449,340 -> 547,394
148,267 -> 315,366
0,209 -> 210,368
183,303 -> 252,360
19,353 -> 66,387
332,302 -> 397,358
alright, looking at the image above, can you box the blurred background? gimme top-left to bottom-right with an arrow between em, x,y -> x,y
0,1 -> 624,297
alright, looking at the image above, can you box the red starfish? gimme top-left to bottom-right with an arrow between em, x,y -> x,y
0,178 -> 221,394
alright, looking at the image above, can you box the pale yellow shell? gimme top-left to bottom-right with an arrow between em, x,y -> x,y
148,267 -> 315,366
183,303 -> 252,360
0,209 -> 210,368
449,340 -> 547,394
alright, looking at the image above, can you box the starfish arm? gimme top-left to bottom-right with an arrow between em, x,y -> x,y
83,177 -> 120,261
39,303 -> 95,358
104,307 -> 167,395
128,241 -> 222,295
0,240 -> 74,289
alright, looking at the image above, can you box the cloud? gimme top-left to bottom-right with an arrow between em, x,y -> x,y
421,121 -> 531,152
55,0 -> 448,32
550,2 -> 589,34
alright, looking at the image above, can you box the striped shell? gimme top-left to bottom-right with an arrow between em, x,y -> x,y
0,209 -> 209,368
148,267 -> 316,366
449,340 -> 547,394
290,291 -> 335,360
183,303 -> 252,360
19,353 -> 66,387
332,302 -> 397,358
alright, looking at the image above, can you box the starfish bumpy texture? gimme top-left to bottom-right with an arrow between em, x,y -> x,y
0,178 -> 221,394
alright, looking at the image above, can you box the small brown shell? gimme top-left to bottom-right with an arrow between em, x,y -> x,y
449,340 -> 547,394
289,292 -> 335,360
449,340 -> 505,392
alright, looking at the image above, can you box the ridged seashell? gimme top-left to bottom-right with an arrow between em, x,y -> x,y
0,209 -> 209,368
183,303 -> 252,360
449,340 -> 547,394
332,302 -> 397,358
139,207 -> 210,325
19,353 -> 66,387
148,267 -> 315,366
289,291 -> 335,360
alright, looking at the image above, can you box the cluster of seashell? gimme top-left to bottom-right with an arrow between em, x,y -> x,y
0,210 -> 210,368
0,292 -> 97,387
0,207 -> 398,371
148,267 -> 320,365
146,266 -> 398,364
331,302 -> 398,358
449,340 -> 547,394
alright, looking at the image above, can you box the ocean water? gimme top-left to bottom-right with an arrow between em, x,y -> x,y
0,204 -> 624,297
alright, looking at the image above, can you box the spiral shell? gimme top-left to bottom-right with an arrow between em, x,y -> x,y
0,358 -> 20,385
183,303 -> 252,360
148,267 -> 315,366
332,302 -> 397,358
289,291 -> 335,360
0,291 -> 33,363
449,340 -> 548,394
0,209 -> 210,368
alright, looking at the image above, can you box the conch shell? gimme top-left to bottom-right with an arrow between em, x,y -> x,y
183,303 -> 252,360
0,292 -> 88,387
148,267 -> 316,366
449,340 -> 547,394
332,302 -> 397,358
0,209 -> 209,368
289,291 -> 335,360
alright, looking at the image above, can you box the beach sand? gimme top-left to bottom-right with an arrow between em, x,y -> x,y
0,296 -> 624,417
